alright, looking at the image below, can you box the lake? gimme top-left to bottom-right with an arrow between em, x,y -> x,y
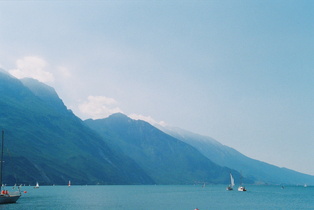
1,185 -> 314,209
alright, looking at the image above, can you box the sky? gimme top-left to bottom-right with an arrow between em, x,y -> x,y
0,0 -> 313,175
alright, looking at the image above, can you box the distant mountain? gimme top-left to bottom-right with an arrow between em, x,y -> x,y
2,68 -> 310,186
160,126 -> 314,185
85,113 -> 246,185
0,71 -> 153,185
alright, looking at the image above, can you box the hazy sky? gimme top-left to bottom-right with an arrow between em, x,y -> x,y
0,1 -> 313,175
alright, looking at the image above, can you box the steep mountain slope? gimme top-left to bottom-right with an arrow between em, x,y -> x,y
20,78 -> 67,113
85,114 -> 247,185
0,71 -> 153,185
160,126 -> 314,185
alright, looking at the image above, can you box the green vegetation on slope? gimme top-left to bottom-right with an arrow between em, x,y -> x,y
85,113 -> 243,184
0,72 -> 154,185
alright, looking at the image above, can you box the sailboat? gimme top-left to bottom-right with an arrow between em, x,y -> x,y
34,182 -> 39,189
68,180 -> 71,187
226,173 -> 235,191
0,131 -> 21,204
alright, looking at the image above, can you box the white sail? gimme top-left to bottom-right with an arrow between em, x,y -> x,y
34,182 -> 39,188
230,173 -> 235,187
226,173 -> 235,190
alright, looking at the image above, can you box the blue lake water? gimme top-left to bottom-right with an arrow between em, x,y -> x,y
1,185 -> 314,209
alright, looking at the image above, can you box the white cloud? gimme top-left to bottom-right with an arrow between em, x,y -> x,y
57,66 -> 71,78
78,96 -> 123,119
129,113 -> 167,127
9,56 -> 54,83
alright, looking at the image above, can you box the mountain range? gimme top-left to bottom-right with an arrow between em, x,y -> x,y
85,114 -> 242,184
158,126 -> 314,185
0,70 -> 153,185
0,69 -> 313,185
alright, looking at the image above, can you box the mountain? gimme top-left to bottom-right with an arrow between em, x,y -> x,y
20,78 -> 67,113
0,71 -> 153,185
2,69 -> 310,186
85,113 -> 247,185
160,126 -> 314,185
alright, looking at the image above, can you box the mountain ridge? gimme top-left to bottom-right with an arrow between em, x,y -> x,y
20,78 -> 68,112
159,126 -> 314,185
85,113 -> 245,184
0,71 -> 154,185
1,69 -> 313,185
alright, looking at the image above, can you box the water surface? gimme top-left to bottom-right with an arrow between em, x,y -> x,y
1,185 -> 313,209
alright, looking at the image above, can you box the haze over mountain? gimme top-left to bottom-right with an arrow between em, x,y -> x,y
159,126 -> 314,185
1,69 -> 314,186
85,113 -> 243,184
1,0 -> 313,177
0,70 -> 153,185
0,70 -> 242,185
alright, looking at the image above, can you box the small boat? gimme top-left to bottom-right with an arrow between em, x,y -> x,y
0,131 -> 21,204
237,173 -> 247,191
34,182 -> 39,189
226,173 -> 234,191
68,180 -> 71,187
238,186 -> 247,191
